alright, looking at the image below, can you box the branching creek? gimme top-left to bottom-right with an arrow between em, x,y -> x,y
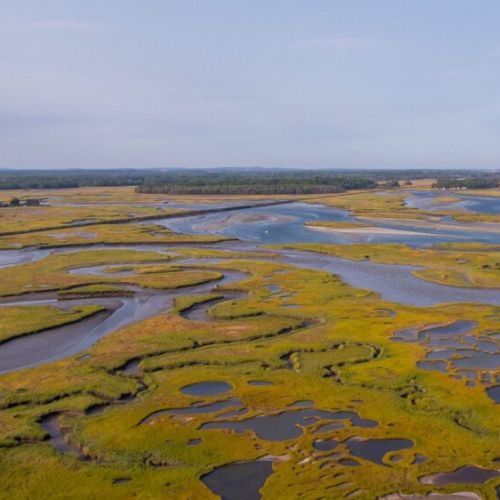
0,200 -> 499,378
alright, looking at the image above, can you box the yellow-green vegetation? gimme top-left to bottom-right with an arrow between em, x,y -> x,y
0,204 -> 185,236
0,304 -> 104,343
310,190 -> 427,219
58,284 -> 134,298
169,246 -> 276,260
452,212 -> 500,224
461,189 -> 500,198
126,268 -> 223,290
0,221 -> 228,249
432,195 -> 462,204
272,242 -> 500,288
0,186 -> 169,205
0,249 -> 223,297
0,185 -> 307,206
173,293 -> 223,313
0,247 -> 499,499
309,190 -> 500,227
435,242 -> 500,252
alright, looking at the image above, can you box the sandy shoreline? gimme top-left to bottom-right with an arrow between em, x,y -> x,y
357,217 -> 500,234
307,225 -> 441,237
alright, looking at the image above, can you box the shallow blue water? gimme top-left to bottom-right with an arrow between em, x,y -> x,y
460,194 -> 500,214
405,190 -> 500,214
159,201 -> 499,246
160,202 -> 352,244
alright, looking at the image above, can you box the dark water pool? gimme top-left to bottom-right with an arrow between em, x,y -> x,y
201,460 -> 273,500
201,408 -> 377,441
345,437 -> 413,465
420,465 -> 500,485
486,385 -> 500,403
313,439 -> 338,451
181,380 -> 233,396
247,380 -> 273,386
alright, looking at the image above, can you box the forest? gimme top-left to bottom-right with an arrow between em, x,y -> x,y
134,172 -> 378,195
433,176 -> 499,190
1,168 -> 498,194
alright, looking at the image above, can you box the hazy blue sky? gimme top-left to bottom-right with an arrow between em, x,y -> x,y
1,1 -> 499,169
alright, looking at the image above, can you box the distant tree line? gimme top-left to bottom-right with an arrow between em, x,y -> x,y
1,168 -> 497,193
0,169 -> 147,190
134,173 -> 378,195
433,177 -> 499,190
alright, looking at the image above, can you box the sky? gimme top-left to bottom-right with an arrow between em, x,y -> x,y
1,0 -> 499,170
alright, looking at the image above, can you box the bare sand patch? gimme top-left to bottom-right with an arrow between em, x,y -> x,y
358,217 -> 500,234
308,225 -> 440,237
195,213 -> 295,232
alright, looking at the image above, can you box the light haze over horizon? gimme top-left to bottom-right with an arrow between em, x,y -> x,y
1,1 -> 499,170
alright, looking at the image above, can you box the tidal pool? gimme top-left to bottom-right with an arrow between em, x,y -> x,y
395,320 -> 500,393
420,465 -> 500,485
416,321 -> 478,342
201,409 -> 378,441
486,385 -> 500,403
313,439 -> 338,451
416,361 -> 448,373
345,437 -> 413,465
201,460 -> 274,500
181,380 -> 233,396
113,478 -> 131,485
247,380 -> 273,386
453,352 -> 500,370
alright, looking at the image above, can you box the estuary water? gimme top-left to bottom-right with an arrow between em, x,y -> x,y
1,198 -> 499,308
158,201 -> 500,246
405,190 -> 500,215
0,195 -> 499,373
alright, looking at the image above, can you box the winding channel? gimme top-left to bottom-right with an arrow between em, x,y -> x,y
0,199 -> 499,374
0,263 -> 247,374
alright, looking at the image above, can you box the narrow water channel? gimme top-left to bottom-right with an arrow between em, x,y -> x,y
0,266 -> 247,374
